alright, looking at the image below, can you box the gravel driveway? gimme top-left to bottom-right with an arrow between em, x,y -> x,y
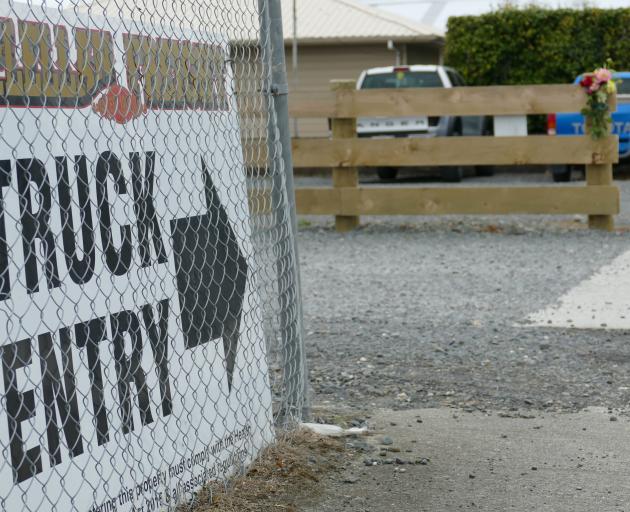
297,172 -> 630,416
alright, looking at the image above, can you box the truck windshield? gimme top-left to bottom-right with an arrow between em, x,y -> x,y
361,71 -> 442,89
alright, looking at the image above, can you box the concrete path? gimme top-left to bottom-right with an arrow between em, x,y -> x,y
305,408 -> 630,512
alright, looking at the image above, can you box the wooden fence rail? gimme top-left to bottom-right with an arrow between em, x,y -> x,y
292,136 -> 618,168
289,84 -> 608,118
289,80 -> 620,232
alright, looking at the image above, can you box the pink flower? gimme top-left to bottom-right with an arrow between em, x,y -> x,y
594,68 -> 612,83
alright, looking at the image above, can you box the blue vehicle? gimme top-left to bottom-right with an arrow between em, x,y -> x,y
548,72 -> 630,182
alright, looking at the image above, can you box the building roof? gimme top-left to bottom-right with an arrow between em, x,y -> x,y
282,0 -> 443,44
359,0 -> 630,33
82,0 -> 443,45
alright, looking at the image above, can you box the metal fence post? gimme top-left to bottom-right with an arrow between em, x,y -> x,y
258,0 -> 309,423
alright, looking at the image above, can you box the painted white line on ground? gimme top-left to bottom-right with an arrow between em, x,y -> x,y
527,249 -> 630,330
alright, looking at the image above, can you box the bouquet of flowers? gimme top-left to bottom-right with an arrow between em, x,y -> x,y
579,63 -> 620,140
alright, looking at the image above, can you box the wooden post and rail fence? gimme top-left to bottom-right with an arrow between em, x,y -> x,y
287,80 -> 620,232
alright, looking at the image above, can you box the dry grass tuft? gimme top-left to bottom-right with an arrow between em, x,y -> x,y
187,430 -> 347,512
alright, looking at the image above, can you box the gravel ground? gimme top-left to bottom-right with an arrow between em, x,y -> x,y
297,172 -> 630,416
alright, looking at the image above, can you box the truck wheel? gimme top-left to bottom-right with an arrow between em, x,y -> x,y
441,166 -> 464,182
551,165 -> 571,182
443,127 -> 464,182
377,167 -> 398,181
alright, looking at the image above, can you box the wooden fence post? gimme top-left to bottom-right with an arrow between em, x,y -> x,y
330,80 -> 359,232
585,163 -> 614,231
585,93 -> 616,232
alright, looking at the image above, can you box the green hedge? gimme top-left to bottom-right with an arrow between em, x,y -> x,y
445,7 -> 630,86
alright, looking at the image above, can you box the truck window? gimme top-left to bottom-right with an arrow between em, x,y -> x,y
618,80 -> 630,96
361,71 -> 442,89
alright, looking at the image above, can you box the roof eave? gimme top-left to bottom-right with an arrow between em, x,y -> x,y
283,35 -> 444,45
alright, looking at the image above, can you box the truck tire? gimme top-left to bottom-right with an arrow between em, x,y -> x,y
551,165 -> 571,182
475,119 -> 494,176
377,167 -> 398,181
443,127 -> 464,182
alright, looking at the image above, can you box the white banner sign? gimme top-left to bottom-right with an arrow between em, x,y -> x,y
0,4 -> 273,511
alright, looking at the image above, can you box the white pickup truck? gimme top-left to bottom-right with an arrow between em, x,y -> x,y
356,65 -> 492,182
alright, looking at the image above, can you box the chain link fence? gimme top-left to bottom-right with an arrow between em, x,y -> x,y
0,0 -> 306,509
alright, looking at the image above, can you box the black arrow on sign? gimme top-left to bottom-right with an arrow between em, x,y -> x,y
170,158 -> 248,392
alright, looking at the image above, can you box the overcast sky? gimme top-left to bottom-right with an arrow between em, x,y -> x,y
359,0 -> 630,32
